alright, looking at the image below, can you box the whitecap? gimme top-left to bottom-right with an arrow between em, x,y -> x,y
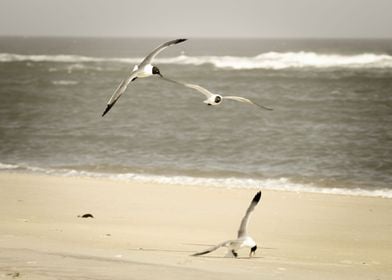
155,52 -> 392,70
2,52 -> 392,70
52,80 -> 79,86
0,163 -> 19,170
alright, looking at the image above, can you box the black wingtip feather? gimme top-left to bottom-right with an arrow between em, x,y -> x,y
175,38 -> 187,44
253,191 -> 262,203
102,104 -> 113,117
191,250 -> 210,257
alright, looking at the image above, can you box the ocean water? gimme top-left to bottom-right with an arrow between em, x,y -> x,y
0,37 -> 391,197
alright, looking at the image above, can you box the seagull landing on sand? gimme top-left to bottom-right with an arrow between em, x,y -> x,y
192,191 -> 262,258
102,38 -> 187,116
161,77 -> 273,110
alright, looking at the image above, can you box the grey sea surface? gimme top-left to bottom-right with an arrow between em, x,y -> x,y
0,37 -> 391,197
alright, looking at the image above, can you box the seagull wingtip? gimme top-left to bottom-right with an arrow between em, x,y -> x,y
176,38 -> 187,43
102,104 -> 113,117
191,251 -> 208,257
254,191 -> 262,202
256,104 -> 274,111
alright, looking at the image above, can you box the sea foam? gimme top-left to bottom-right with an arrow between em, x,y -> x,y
0,163 -> 19,170
52,80 -> 79,86
1,52 -> 392,70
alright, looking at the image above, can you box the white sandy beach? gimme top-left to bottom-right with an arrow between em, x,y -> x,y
0,172 -> 391,279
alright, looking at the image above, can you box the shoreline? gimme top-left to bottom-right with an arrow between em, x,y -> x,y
1,172 -> 391,279
1,167 -> 391,199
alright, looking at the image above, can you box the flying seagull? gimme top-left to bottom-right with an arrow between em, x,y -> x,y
161,77 -> 273,110
192,191 -> 262,258
102,38 -> 187,116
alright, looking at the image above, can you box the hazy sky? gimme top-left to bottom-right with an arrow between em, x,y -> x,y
0,0 -> 391,38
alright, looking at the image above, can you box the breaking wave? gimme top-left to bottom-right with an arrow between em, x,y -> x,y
1,52 -> 392,70
0,163 -> 20,170
52,80 -> 79,86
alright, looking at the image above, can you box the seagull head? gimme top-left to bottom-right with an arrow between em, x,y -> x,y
249,245 -> 257,257
203,95 -> 222,106
152,66 -> 162,77
214,95 -> 222,103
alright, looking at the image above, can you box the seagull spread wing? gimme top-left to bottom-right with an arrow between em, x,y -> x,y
102,72 -> 137,117
224,96 -> 273,110
139,38 -> 187,67
191,240 -> 233,256
237,191 -> 261,238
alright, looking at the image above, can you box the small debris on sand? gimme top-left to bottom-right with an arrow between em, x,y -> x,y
77,213 -> 94,218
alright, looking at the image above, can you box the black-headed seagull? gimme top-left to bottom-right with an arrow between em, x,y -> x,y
161,77 -> 273,110
102,38 -> 187,116
192,191 -> 262,258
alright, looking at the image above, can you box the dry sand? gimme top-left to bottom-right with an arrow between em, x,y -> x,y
0,173 -> 391,279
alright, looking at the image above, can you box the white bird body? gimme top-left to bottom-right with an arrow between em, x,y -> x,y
133,64 -> 154,78
226,236 -> 256,252
192,191 -> 262,258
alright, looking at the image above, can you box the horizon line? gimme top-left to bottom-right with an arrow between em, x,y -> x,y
0,35 -> 392,40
